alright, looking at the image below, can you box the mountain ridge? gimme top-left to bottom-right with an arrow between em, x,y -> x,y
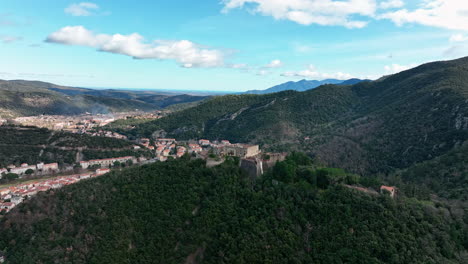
243,78 -> 369,94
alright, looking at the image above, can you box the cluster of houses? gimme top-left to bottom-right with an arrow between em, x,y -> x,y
0,168 -> 111,214
153,138 -> 182,161
0,162 -> 59,178
0,156 -> 141,179
10,111 -> 164,136
13,114 -> 116,132
0,155 -> 158,214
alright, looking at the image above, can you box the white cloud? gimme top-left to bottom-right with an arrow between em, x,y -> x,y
380,0 -> 468,31
222,0 -> 376,28
65,2 -> 99,16
222,0 -> 468,31
1,35 -> 22,43
264,59 -> 283,68
379,0 -> 404,9
449,34 -> 468,43
46,26 -> 226,68
384,63 -> 417,74
281,64 -> 353,80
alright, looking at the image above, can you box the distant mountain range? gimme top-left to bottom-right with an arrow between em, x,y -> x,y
243,78 -> 369,94
0,80 -> 209,118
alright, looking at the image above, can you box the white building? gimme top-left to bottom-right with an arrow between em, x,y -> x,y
199,139 -> 210,146
95,168 -> 111,176
80,156 -> 136,169
10,196 -> 23,205
10,165 -> 36,175
42,163 -> 59,172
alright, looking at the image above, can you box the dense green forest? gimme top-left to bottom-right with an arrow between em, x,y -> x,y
389,140 -> 468,201
0,155 -> 466,263
0,126 -> 151,167
121,57 -> 468,177
114,92 -> 290,140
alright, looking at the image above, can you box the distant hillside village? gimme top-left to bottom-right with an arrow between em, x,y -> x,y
2,111 -> 163,138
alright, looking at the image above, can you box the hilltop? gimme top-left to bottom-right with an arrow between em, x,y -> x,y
1,155 -> 466,263
0,80 -> 208,118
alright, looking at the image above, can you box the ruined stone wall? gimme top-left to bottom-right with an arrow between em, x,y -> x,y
240,158 -> 263,180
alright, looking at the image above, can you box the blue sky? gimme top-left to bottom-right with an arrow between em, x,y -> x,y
1,0 -> 467,92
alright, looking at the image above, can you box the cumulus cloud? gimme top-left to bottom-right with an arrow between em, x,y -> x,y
384,63 -> 417,74
380,0 -> 468,31
264,59 -> 283,68
379,0 -> 404,9
281,64 -> 353,80
222,0 -> 376,28
222,0 -> 468,31
1,35 -> 22,43
45,26 -> 226,68
65,2 -> 99,16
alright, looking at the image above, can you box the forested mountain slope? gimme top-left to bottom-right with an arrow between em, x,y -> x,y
392,140 -> 468,200
1,156 -> 466,263
0,80 -> 209,118
126,57 -> 468,175
0,81 -> 156,117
